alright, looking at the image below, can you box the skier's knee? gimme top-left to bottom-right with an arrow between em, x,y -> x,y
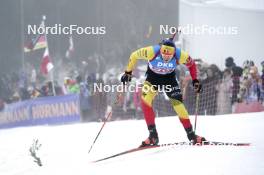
168,94 -> 183,103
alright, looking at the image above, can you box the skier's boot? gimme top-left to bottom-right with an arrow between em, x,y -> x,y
140,125 -> 159,147
185,127 -> 206,145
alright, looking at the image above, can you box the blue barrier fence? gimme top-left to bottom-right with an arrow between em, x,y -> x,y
0,94 -> 81,129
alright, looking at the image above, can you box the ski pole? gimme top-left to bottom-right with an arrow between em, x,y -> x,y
194,93 -> 200,133
88,83 -> 127,154
88,110 -> 112,154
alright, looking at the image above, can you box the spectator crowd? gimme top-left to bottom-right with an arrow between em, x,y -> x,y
0,57 -> 264,121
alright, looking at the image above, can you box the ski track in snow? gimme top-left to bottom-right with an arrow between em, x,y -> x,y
0,112 -> 264,175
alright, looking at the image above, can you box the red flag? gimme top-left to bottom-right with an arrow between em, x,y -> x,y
40,48 -> 54,75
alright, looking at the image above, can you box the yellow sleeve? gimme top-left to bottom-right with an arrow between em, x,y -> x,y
125,46 -> 155,72
178,50 -> 189,64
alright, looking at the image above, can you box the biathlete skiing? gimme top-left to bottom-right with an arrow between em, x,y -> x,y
121,37 -> 206,147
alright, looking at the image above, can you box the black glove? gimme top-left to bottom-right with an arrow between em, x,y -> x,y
121,71 -> 132,84
192,79 -> 202,93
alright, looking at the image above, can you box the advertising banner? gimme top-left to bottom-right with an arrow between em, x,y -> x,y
0,94 -> 81,129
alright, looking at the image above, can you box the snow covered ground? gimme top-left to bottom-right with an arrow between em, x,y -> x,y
0,112 -> 264,175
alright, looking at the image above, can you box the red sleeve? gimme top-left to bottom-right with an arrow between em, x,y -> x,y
185,56 -> 197,80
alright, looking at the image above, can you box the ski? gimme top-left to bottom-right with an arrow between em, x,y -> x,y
197,141 -> 251,146
92,145 -> 159,163
92,141 -> 250,163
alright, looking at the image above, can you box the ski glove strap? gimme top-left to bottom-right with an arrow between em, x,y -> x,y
192,79 -> 202,93
121,71 -> 132,84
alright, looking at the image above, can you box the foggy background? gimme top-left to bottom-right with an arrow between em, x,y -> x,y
0,0 -> 179,76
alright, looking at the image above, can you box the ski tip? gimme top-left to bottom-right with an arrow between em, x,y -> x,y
200,141 -> 251,146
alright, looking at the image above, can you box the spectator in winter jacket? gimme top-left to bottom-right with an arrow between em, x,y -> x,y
249,62 -> 261,101
225,57 -> 243,104
238,60 -> 252,102
238,60 -> 261,102
64,78 -> 80,94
